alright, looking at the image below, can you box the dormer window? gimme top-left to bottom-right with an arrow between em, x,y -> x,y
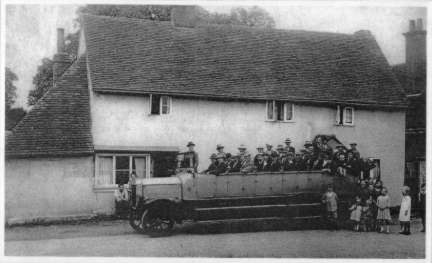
336,105 -> 354,126
150,94 -> 171,115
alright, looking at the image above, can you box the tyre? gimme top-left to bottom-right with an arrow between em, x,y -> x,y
129,206 -> 174,236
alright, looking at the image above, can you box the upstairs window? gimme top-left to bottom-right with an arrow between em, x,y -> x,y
336,105 -> 354,126
150,95 -> 171,115
266,101 -> 295,122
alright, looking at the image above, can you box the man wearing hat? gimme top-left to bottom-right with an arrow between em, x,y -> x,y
349,142 -> 360,159
294,153 -> 305,171
282,151 -> 296,171
184,141 -> 199,172
276,144 -> 285,157
203,154 -> 218,175
216,144 -> 226,159
284,138 -> 296,155
237,144 -> 253,173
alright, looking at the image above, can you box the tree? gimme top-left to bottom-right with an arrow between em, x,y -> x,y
27,5 -> 275,106
5,67 -> 26,130
5,67 -> 18,111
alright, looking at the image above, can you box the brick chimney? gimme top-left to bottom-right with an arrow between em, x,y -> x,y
53,28 -> 72,85
403,19 -> 426,76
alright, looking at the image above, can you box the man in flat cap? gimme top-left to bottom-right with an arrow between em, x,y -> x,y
184,141 -> 199,172
284,138 -> 296,155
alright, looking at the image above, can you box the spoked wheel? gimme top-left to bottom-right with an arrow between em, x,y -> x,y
129,207 -> 174,237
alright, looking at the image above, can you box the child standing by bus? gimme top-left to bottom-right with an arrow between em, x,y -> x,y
322,184 -> 338,229
376,187 -> 391,233
349,196 -> 362,231
399,186 -> 412,235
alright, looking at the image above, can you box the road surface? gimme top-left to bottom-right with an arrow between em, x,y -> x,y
5,219 -> 425,258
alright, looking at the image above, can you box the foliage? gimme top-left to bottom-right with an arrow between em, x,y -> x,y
5,67 -> 18,111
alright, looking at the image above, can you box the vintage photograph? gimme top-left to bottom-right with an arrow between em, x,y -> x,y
2,0 -> 428,259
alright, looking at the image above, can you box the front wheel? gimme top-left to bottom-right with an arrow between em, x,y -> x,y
129,207 -> 174,237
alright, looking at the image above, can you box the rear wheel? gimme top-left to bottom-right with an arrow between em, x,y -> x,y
129,207 -> 174,236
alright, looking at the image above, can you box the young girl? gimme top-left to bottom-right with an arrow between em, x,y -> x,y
376,187 -> 392,233
349,196 -> 363,231
399,186 -> 412,235
362,195 -> 375,232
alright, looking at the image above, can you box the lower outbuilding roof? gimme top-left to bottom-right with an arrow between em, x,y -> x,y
5,57 -> 94,158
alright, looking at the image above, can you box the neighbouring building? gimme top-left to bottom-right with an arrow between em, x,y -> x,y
392,19 -> 426,205
5,13 -> 407,224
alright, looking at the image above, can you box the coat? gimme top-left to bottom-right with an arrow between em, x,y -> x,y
398,195 -> 411,222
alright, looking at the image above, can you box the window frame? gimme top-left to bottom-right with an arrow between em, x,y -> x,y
266,100 -> 295,122
343,106 -> 354,126
335,105 -> 355,126
160,95 -> 171,115
149,94 -> 172,115
94,153 -> 151,189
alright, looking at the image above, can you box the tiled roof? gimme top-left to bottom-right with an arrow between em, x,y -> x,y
5,57 -> 94,158
83,14 -> 406,107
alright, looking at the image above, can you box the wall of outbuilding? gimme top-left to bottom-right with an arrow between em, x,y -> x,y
5,156 -> 115,224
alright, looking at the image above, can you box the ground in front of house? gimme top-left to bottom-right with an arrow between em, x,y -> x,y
4,218 -> 425,258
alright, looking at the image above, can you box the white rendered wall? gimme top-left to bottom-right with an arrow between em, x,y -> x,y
91,94 -> 405,205
5,157 -> 115,222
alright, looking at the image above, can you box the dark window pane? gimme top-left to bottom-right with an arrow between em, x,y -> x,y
151,95 -> 161,114
276,101 -> 284,121
115,156 -> 129,185
267,101 -> 274,120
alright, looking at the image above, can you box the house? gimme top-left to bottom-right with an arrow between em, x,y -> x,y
392,19 -> 426,205
5,12 -> 407,224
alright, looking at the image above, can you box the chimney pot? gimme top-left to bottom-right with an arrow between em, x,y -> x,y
409,20 -> 415,32
416,18 -> 423,31
57,28 -> 65,53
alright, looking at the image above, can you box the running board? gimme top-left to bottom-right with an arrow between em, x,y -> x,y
194,203 -> 321,212
197,215 -> 322,224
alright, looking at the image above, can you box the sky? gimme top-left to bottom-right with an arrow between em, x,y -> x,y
5,3 -> 427,109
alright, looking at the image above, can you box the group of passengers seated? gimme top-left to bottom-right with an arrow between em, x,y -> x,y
203,135 -> 368,177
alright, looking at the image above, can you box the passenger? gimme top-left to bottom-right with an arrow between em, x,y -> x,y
301,150 -> 314,171
279,150 -> 288,171
284,138 -> 296,154
321,138 -> 333,157
349,142 -> 361,159
236,145 -> 253,173
398,186 -> 412,235
346,151 -> 361,178
276,144 -> 285,157
184,141 -> 199,172
269,151 -> 281,172
321,184 -> 339,229
216,144 -> 226,159
333,153 -> 347,176
227,154 -> 241,173
262,153 -> 272,171
294,153 -> 305,171
203,154 -> 218,175
333,145 -> 346,161
313,152 -> 325,170
376,187 -> 391,233
321,153 -> 333,173
254,152 -> 265,171
283,152 -> 296,171
214,155 -> 228,176
265,144 -> 277,158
